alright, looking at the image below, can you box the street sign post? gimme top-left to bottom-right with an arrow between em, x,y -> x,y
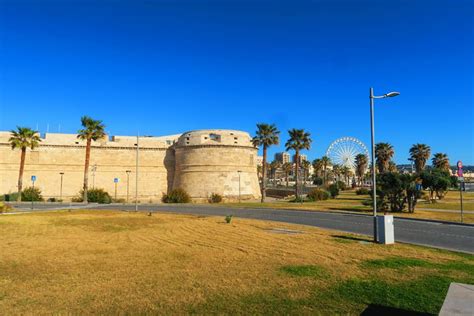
114,178 -> 119,200
457,161 -> 464,223
31,175 -> 36,210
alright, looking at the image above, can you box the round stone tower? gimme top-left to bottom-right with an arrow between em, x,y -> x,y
172,129 -> 261,201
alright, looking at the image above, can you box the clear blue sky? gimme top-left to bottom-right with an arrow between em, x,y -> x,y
1,0 -> 473,164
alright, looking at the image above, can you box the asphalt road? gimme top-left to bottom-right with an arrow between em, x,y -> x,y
8,203 -> 474,254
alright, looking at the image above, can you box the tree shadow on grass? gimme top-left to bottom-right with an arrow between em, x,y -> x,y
331,235 -> 372,243
361,304 -> 432,316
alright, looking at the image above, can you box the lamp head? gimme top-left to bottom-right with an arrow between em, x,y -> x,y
385,92 -> 400,98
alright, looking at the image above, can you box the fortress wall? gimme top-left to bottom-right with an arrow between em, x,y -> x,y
173,130 -> 261,201
0,129 -> 261,202
0,132 -> 177,202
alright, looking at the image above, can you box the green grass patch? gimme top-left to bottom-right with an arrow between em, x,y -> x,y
363,257 -> 435,269
333,275 -> 452,315
362,256 -> 474,276
280,265 -> 327,277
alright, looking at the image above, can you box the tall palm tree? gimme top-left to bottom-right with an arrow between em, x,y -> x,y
270,160 -> 281,183
354,154 -> 368,186
285,129 -> 312,199
375,142 -> 394,173
9,127 -> 42,202
301,160 -> 311,187
78,116 -> 106,203
312,158 -> 323,178
332,164 -> 341,182
340,166 -> 352,186
252,123 -> 280,202
388,161 -> 398,173
321,156 -> 331,184
282,162 -> 293,188
409,143 -> 431,173
432,153 -> 450,172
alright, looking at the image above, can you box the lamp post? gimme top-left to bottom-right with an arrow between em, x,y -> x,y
237,170 -> 242,203
126,170 -> 131,203
59,172 -> 64,202
135,134 -> 139,212
370,87 -> 399,243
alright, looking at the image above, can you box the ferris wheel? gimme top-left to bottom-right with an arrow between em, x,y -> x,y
326,137 -> 370,171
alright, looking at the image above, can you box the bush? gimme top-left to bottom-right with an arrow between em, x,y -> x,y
3,192 -> 20,202
48,197 -> 57,202
328,184 -> 340,198
208,193 -> 223,203
356,188 -> 370,195
312,177 -> 323,186
74,188 -> 112,204
289,196 -> 305,203
336,181 -> 346,191
162,188 -> 191,203
0,202 -> 12,213
225,215 -> 233,223
307,189 -> 330,201
21,187 -> 44,202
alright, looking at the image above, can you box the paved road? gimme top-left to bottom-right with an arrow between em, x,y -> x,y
7,203 -> 474,254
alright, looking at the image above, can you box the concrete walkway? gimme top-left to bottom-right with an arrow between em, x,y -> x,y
439,283 -> 474,315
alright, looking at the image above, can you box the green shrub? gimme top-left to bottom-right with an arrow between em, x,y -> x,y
307,189 -> 330,201
47,197 -> 57,202
336,181 -> 346,190
225,215 -> 233,223
162,188 -> 191,203
289,196 -> 305,203
0,202 -> 12,213
208,193 -> 223,203
312,177 -> 323,186
328,184 -> 340,198
74,188 -> 112,204
356,188 -> 370,195
21,187 -> 44,201
3,192 -> 20,202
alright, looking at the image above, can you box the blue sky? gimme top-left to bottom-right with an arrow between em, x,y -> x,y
0,0 -> 473,164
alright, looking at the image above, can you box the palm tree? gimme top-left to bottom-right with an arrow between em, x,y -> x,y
78,116 -> 106,203
388,161 -> 398,173
321,156 -> 331,184
409,143 -> 431,173
332,164 -> 341,183
340,166 -> 352,186
375,142 -> 394,173
432,153 -> 450,172
252,123 -> 280,202
312,158 -> 323,178
354,154 -> 368,186
301,160 -> 311,187
270,160 -> 281,184
285,129 -> 312,199
282,162 -> 293,188
9,127 -> 41,201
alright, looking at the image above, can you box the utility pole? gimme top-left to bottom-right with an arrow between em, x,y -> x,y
135,134 -> 139,212
59,172 -> 64,202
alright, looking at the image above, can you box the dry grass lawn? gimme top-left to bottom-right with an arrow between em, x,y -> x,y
0,210 -> 473,314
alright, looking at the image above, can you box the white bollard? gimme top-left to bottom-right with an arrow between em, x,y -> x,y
377,215 -> 395,244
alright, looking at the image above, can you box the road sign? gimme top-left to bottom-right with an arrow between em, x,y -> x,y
114,178 -> 119,183
457,160 -> 463,169
31,175 -> 36,182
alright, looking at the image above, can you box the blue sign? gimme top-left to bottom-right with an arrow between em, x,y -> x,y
114,178 -> 119,183
31,175 -> 36,182
416,183 -> 422,191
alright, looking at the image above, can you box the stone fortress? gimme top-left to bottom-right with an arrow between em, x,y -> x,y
0,129 -> 261,202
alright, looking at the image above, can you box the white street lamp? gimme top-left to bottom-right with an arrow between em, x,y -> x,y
370,87 -> 399,243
